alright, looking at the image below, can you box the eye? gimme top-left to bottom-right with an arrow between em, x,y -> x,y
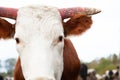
58,36 -> 63,42
15,38 -> 20,44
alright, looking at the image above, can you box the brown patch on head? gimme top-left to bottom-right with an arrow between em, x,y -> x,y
63,14 -> 92,36
0,18 -> 15,39
14,57 -> 25,80
62,39 -> 80,80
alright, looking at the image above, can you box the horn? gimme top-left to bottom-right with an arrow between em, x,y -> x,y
0,7 -> 18,19
58,7 -> 101,19
0,7 -> 101,19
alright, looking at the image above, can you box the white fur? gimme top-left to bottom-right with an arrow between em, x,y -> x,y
15,5 -> 64,80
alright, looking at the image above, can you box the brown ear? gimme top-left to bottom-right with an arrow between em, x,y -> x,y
0,18 -> 15,39
63,14 -> 92,37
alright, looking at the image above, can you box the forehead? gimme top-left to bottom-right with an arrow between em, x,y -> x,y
15,5 -> 64,39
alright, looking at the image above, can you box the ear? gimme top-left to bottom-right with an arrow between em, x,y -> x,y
63,14 -> 92,37
0,18 -> 15,39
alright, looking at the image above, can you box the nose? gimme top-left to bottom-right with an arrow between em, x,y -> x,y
29,77 -> 55,80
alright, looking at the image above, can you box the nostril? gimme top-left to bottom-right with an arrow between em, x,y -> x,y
33,77 -> 55,80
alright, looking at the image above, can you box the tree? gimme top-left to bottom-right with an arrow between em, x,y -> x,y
4,58 -> 16,76
0,60 -> 2,68
96,57 -> 116,74
0,60 -> 2,73
112,54 -> 118,64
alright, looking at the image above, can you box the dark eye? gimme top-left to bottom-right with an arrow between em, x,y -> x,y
15,38 -> 20,44
58,36 -> 63,42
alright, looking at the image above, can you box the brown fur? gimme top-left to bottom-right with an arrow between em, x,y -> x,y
62,39 -> 81,80
0,18 -> 15,39
14,57 -> 24,80
63,14 -> 92,36
0,14 -> 92,80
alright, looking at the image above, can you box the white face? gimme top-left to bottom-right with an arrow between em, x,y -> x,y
15,5 -> 64,80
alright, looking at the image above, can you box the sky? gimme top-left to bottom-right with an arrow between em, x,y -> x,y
0,0 -> 120,62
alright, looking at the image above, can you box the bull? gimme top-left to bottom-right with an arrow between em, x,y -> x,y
0,5 -> 101,80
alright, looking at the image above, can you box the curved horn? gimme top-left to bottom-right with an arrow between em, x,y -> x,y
0,7 -> 101,19
0,7 -> 18,19
58,7 -> 101,19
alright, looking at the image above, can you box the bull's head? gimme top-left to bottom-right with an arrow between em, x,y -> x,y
0,5 -> 101,80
